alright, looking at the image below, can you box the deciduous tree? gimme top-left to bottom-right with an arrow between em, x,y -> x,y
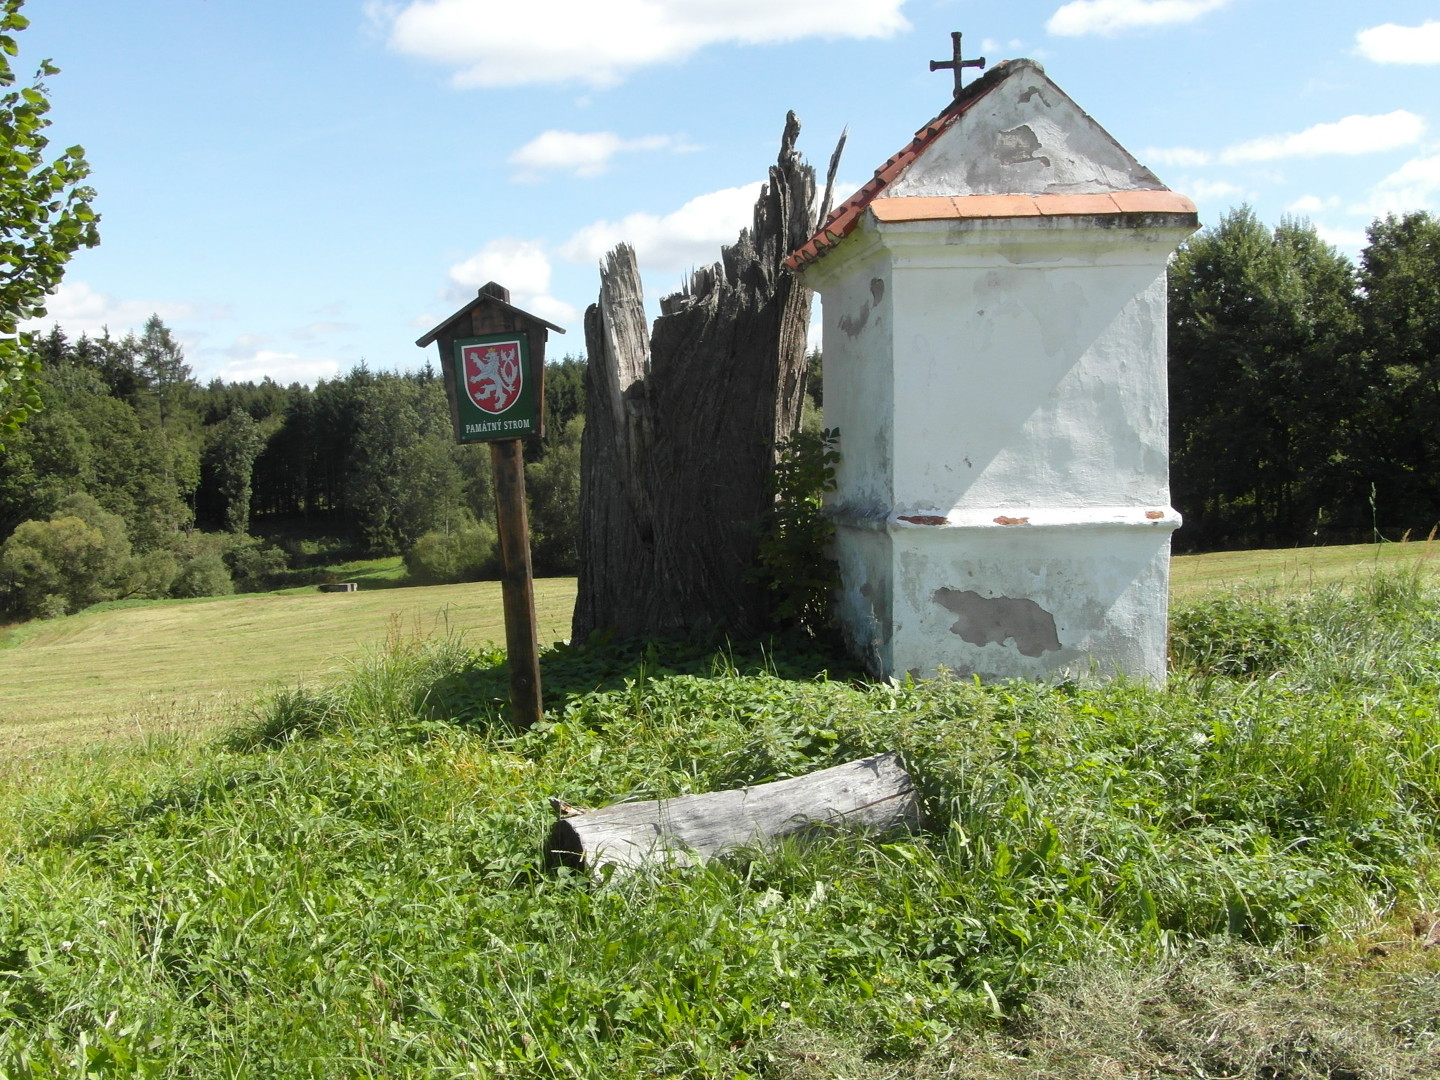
526,415 -> 582,574
207,406 -> 266,533
1356,211 -> 1440,533
0,0 -> 98,439
0,494 -> 130,617
1169,208 -> 1360,549
346,376 -> 464,553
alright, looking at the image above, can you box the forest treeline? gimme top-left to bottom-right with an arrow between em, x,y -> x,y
2,207 -> 1438,620
0,316 -> 584,619
1171,207 -> 1440,552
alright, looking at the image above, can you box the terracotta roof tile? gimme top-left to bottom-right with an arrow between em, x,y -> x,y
1112,190 -> 1197,214
1034,193 -> 1122,216
858,192 -> 1197,229
868,196 -> 961,222
953,194 -> 1044,218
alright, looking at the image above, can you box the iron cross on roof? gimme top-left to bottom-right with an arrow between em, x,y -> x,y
930,31 -> 985,98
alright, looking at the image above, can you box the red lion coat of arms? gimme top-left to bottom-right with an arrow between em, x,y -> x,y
462,341 -> 522,414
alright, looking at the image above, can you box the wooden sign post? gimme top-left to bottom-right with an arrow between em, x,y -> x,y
416,281 -> 564,728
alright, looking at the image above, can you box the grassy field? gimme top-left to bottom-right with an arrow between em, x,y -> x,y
0,577 -> 577,750
0,564 -> 1437,1076
279,554 -> 412,590
2,539 -> 1435,752
1169,536 -> 1439,598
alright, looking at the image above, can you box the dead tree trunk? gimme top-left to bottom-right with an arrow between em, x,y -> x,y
573,246 -> 655,639
572,113 -> 819,642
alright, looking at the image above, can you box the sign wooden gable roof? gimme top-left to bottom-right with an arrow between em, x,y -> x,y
415,282 -> 565,349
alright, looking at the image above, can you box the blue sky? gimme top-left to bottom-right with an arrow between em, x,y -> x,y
21,0 -> 1440,385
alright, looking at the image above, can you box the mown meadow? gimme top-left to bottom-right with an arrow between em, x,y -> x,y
1,551 -> 1439,1077
0,570 -> 576,750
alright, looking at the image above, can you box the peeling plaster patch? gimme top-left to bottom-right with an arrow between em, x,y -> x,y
932,588 -> 1062,657
1018,84 -> 1053,108
1145,510 -> 1164,519
996,125 -> 1052,168
899,514 -> 948,526
839,301 -> 870,338
870,277 -> 885,304
993,515 -> 1029,525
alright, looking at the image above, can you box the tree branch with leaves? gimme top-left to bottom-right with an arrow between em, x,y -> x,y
0,0 -> 98,440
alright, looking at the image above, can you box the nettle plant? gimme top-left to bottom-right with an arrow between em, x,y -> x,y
757,427 -> 840,634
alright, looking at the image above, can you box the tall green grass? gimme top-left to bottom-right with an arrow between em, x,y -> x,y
0,578 -> 1438,1076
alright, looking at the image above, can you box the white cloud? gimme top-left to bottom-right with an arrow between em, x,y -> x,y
1184,179 -> 1246,203
1220,111 -> 1424,164
521,294 -> 582,327
22,285 -> 352,386
447,238 -> 580,325
449,238 -> 552,298
1356,20 -> 1440,64
213,349 -> 343,387
559,182 -> 764,275
370,0 -> 910,88
290,321 -> 355,342
509,130 -> 690,180
1286,194 -> 1340,215
1139,146 -> 1211,167
1315,226 -> 1368,253
1351,153 -> 1440,217
1046,0 -> 1229,37
222,333 -> 269,357
21,281 -> 203,338
981,37 -> 1026,56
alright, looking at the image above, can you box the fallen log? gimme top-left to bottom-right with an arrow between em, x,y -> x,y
546,752 -> 918,875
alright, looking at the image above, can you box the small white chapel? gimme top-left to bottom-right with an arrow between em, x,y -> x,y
788,50 -> 1198,682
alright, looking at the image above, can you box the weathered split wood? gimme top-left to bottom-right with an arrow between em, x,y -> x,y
573,245 -> 654,642
490,438 -> 543,728
572,112 -> 827,642
818,125 -> 849,227
546,752 -> 918,875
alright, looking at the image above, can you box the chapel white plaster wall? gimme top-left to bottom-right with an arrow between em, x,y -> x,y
888,523 -> 1172,681
832,525 -> 894,678
808,216 -> 1187,683
816,243 -> 895,515
886,255 -> 1174,514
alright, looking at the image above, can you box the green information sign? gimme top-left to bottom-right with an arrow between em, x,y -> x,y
450,332 -> 539,443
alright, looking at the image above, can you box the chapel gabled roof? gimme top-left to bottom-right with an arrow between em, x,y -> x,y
785,59 -> 1195,272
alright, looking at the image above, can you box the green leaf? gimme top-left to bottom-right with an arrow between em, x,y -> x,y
0,12 -> 99,439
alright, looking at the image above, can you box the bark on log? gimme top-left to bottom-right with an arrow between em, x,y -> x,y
546,752 -> 918,875
572,112 -> 820,641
